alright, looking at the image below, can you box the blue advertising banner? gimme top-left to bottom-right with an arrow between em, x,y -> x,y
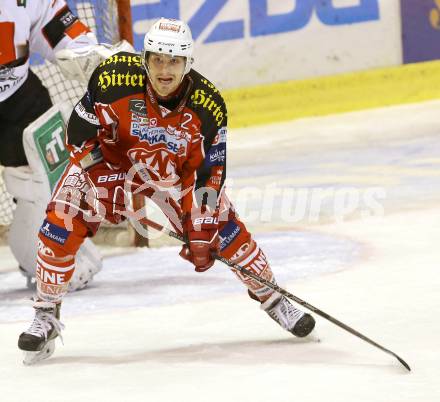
401,0 -> 440,63
31,0 -> 381,68
129,0 -> 380,51
30,0 -> 391,87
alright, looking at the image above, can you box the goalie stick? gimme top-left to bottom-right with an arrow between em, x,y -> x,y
138,216 -> 411,372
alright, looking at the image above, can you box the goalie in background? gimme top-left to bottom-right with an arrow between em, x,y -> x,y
0,0 -> 113,291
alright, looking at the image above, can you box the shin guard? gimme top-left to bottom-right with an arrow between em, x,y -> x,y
219,217 -> 276,303
36,212 -> 88,302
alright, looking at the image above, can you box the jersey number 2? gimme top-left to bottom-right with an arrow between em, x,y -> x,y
181,113 -> 193,130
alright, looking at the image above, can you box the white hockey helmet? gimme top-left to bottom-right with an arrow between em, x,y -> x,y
142,18 -> 194,75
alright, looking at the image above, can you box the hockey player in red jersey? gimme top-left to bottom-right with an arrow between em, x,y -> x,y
0,0 -> 105,291
18,17 -> 316,364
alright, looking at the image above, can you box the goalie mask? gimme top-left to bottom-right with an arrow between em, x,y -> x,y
142,18 -> 194,79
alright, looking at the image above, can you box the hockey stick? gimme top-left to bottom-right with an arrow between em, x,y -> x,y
138,216 -> 411,372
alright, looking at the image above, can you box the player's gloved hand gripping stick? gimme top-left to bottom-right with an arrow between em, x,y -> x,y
179,212 -> 219,272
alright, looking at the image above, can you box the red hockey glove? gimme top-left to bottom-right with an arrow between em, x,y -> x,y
85,162 -> 128,224
179,215 -> 219,272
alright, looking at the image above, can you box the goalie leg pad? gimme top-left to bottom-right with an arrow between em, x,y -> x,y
4,166 -> 48,277
70,238 -> 103,291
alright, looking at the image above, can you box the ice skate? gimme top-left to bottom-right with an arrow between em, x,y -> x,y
262,293 -> 315,338
18,301 -> 64,365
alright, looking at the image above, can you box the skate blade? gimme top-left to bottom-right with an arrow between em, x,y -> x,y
22,340 -> 56,366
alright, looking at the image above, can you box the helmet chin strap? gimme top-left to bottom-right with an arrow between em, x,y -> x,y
141,50 -> 153,81
184,57 -> 194,76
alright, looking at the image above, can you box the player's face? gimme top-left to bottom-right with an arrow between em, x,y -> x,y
147,53 -> 186,96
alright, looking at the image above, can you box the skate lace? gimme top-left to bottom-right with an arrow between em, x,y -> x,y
269,298 -> 304,330
26,308 -> 65,343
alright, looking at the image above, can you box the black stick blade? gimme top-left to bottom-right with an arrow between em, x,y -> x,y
395,354 -> 411,372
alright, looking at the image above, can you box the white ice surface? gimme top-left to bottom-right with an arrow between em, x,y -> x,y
1,101 -> 440,402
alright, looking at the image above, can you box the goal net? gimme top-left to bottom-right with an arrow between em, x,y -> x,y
0,0 -> 134,244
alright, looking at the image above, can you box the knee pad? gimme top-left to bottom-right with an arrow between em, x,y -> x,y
218,217 -> 251,259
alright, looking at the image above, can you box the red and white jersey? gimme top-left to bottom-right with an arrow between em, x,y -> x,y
0,0 -> 96,101
66,52 -> 227,221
